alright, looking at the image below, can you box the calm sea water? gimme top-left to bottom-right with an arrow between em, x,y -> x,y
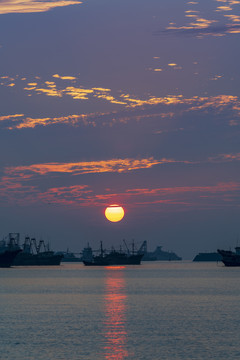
1,261 -> 240,360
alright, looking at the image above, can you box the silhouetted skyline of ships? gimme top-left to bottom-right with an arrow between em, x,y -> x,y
0,234 -> 182,267
2,232 -> 239,267
0,233 -> 63,267
61,239 -> 182,265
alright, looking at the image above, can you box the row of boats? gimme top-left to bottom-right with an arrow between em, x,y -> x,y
0,234 -> 146,267
1,233 -> 240,267
0,233 -> 63,267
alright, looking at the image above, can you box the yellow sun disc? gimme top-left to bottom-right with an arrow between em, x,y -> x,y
105,204 -> 125,222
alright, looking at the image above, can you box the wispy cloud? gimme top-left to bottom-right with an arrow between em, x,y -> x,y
1,174 -> 239,209
1,92 -> 240,130
1,151 -> 240,207
5,158 -> 181,178
52,74 -> 77,80
0,0 -> 82,15
0,114 -> 24,122
208,153 -> 240,162
156,0 -> 240,37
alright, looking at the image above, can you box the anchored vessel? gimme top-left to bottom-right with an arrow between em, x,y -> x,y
83,241 -> 144,266
56,250 -> 82,262
0,233 -> 22,267
217,247 -> 240,267
138,241 -> 182,261
193,252 -> 222,262
13,235 -> 63,266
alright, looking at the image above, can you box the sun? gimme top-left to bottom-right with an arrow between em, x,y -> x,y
105,204 -> 125,222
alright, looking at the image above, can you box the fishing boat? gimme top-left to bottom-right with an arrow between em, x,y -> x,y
217,247 -> 240,266
83,240 -> 144,266
13,235 -> 63,266
0,233 -> 22,267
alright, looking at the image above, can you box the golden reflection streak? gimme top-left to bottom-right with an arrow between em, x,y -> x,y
103,267 -> 128,360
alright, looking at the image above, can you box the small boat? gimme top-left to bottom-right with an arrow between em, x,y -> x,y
83,241 -> 144,266
0,233 -> 22,268
217,247 -> 240,267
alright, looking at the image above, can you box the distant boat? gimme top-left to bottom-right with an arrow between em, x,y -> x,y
138,241 -> 182,261
0,233 -> 22,268
13,235 -> 63,266
56,249 -> 82,262
193,252 -> 222,262
217,247 -> 240,267
83,241 -> 144,266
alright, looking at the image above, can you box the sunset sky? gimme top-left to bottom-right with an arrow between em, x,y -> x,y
1,0 -> 240,258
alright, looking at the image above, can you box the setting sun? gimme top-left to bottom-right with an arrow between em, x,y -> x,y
105,204 -> 125,222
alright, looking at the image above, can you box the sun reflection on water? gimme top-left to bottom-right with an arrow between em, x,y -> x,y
103,267 -> 128,360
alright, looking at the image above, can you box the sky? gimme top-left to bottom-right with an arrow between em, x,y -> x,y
0,0 -> 240,259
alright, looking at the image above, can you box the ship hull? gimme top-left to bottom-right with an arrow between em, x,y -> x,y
217,249 -> 240,267
83,253 -> 143,266
0,249 -> 22,268
13,252 -> 63,266
193,252 -> 222,262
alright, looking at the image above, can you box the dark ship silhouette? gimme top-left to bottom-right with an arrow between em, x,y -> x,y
82,240 -> 144,266
0,233 -> 22,267
193,252 -> 222,262
12,234 -> 63,266
217,247 -> 240,267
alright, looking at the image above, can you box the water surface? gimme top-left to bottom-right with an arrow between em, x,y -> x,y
1,262 -> 240,359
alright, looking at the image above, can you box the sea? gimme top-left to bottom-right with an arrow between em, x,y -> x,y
1,261 -> 240,360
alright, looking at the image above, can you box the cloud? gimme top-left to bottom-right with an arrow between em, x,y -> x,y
155,0 -> 240,37
208,153 -> 240,162
52,74 -> 77,80
158,24 -> 240,37
1,92 -> 239,130
1,151 -> 240,208
2,74 -> 240,117
0,0 -> 82,15
0,114 -> 24,121
1,172 -> 239,208
5,157 -> 180,177
0,91 -> 239,133
41,182 -> 240,208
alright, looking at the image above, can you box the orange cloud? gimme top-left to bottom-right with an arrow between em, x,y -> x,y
1,175 -> 239,208
0,114 -> 24,121
216,6 -> 233,10
1,93 -> 240,130
52,74 -> 77,80
11,113 -> 98,129
0,0 -> 82,15
5,158 -> 178,177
